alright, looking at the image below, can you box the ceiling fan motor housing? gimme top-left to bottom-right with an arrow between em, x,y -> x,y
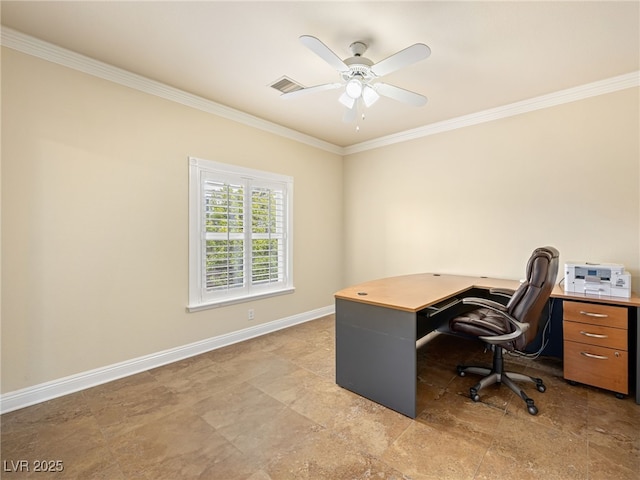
343,41 -> 375,82
342,60 -> 375,82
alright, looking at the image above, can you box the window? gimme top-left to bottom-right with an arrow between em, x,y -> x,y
188,157 -> 294,311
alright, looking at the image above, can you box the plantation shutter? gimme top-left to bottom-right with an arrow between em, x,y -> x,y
203,179 -> 246,294
251,184 -> 286,287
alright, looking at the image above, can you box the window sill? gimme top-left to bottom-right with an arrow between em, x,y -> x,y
187,287 -> 296,312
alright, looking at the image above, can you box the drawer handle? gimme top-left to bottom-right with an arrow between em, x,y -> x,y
579,331 -> 608,339
580,351 -> 608,360
579,311 -> 608,318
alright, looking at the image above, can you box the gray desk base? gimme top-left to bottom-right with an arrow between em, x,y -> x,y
335,298 -> 418,418
634,307 -> 639,404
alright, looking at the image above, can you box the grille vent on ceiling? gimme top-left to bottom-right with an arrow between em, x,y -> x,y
270,76 -> 304,94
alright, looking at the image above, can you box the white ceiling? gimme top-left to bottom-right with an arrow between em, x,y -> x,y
2,1 -> 639,148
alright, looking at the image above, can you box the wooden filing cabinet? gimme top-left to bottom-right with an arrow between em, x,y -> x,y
563,300 -> 628,396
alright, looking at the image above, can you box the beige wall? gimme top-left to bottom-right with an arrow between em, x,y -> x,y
1,48 -> 344,393
343,88 -> 640,286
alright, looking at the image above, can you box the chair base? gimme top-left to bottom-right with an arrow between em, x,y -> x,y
456,347 -> 546,415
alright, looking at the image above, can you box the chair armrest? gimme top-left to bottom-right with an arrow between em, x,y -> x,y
461,297 -> 530,345
489,287 -> 516,298
462,297 -> 507,311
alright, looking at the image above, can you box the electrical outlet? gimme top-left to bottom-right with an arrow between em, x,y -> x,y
248,309 -> 255,320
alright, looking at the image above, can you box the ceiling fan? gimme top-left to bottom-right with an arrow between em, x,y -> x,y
282,35 -> 431,123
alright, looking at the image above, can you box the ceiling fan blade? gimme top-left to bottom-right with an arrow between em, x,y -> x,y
300,35 -> 350,73
281,82 -> 343,99
375,83 -> 428,107
343,102 -> 358,123
370,43 -> 431,77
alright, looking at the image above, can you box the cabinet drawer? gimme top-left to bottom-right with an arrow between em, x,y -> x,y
563,320 -> 627,350
563,301 -> 627,329
564,340 -> 628,394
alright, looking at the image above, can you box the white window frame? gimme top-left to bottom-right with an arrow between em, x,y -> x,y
188,157 -> 294,311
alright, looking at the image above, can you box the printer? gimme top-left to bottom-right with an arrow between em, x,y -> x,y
564,262 -> 632,298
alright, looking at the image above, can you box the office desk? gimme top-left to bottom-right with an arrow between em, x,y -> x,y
334,273 -> 521,418
335,274 -> 639,418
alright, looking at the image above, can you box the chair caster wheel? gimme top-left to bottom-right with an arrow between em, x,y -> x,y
470,388 -> 480,402
615,393 -> 625,399
537,384 -> 546,393
457,366 -> 465,377
526,398 -> 538,415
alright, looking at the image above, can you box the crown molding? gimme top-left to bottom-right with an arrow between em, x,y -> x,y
344,70 -> 640,155
3,27 -> 638,157
0,27 -> 344,155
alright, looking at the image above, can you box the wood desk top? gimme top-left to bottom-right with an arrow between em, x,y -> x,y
334,273 -> 521,312
335,273 -> 640,312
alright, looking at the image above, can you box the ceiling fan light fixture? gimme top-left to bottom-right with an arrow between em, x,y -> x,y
345,78 -> 363,99
338,91 -> 356,108
362,85 -> 380,107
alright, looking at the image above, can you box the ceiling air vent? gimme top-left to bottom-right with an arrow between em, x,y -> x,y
270,76 -> 304,94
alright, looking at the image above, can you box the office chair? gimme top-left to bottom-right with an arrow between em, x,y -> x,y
449,246 -> 559,415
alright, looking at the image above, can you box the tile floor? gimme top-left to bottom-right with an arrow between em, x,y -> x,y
1,315 -> 638,479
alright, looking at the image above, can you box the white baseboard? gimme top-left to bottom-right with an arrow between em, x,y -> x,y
0,305 -> 334,414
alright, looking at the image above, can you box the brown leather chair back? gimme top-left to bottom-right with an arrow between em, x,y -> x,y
505,246 -> 559,350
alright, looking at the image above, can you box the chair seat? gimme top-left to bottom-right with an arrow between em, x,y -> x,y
449,307 -> 520,351
450,307 -> 511,337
